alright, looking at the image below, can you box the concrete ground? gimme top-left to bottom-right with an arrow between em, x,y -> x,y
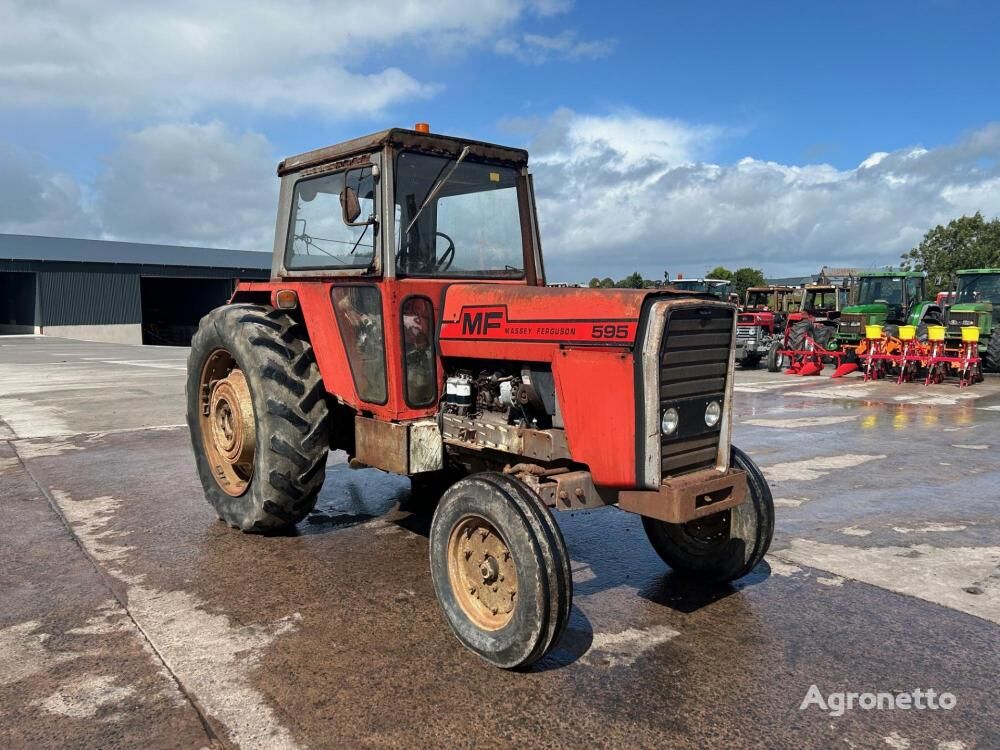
1,335 -> 998,750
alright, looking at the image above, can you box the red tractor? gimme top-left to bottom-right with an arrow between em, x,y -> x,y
187,126 -> 774,669
734,286 -> 796,369
767,282 -> 850,372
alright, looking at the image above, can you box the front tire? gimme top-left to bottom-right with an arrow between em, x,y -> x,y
429,473 -> 571,669
186,305 -> 330,532
766,339 -> 784,372
642,446 -> 774,583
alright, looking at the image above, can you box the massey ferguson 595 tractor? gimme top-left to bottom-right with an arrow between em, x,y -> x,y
187,126 -> 774,669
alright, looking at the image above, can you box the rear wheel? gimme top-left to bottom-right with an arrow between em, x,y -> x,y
429,473 -> 571,669
984,325 -> 1000,373
788,319 -> 813,352
186,305 -> 329,532
642,446 -> 774,583
812,325 -> 834,350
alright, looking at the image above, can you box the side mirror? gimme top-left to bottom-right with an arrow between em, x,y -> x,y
340,187 -> 362,224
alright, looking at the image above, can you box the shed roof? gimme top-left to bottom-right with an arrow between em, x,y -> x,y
0,234 -> 271,271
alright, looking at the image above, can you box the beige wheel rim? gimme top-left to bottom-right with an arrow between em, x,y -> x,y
199,348 -> 256,497
447,515 -> 519,631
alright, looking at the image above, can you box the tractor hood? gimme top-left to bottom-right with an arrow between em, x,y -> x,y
439,284 -> 720,347
842,303 -> 887,315
949,301 -> 993,314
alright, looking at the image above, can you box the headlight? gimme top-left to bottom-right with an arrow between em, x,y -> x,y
704,401 -> 721,427
661,407 -> 679,436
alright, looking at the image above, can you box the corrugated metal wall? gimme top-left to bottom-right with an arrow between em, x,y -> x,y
0,260 -> 268,327
39,268 -> 140,325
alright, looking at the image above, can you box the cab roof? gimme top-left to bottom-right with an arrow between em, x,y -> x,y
277,128 -> 530,176
957,268 -> 1000,274
857,270 -> 924,278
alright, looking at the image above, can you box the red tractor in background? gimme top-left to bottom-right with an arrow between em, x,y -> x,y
186,126 -> 774,670
767,281 -> 851,372
734,286 -> 796,369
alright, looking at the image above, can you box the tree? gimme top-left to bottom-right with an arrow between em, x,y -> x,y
732,267 -> 766,300
599,277 -> 615,288
616,271 -> 645,289
706,266 -> 734,280
902,213 -> 1000,294
588,277 -> 601,288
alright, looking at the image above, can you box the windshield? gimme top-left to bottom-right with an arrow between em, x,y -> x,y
394,152 -> 525,277
956,273 -> 1000,304
673,280 -> 731,298
856,276 -> 904,306
804,289 -> 838,311
745,290 -> 771,307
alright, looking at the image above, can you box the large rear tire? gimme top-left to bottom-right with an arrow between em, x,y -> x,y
812,325 -> 834,350
429,473 -> 571,669
984,325 -> 1000,373
788,319 -> 813,352
642,446 -> 774,583
186,305 -> 330,532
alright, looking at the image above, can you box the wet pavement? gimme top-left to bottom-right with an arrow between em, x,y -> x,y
1,335 -> 999,749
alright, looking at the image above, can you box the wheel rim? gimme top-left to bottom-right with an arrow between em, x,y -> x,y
676,510 -> 732,553
198,348 -> 256,497
447,515 -> 518,631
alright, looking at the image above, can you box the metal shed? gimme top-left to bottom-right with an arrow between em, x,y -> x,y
0,234 -> 270,346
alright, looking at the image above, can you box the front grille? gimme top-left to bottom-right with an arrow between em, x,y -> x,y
838,313 -> 866,337
736,325 -> 756,339
659,307 -> 733,477
947,313 -> 978,338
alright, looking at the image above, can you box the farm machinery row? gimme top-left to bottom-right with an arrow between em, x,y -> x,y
765,269 -> 1000,386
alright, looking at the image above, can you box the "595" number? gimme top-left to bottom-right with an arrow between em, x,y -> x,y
591,324 -> 629,339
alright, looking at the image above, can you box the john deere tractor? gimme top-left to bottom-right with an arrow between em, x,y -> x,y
945,268 -> 1000,372
834,270 -> 941,345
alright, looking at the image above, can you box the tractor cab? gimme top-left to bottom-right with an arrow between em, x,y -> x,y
743,285 -> 795,313
670,278 -> 733,300
836,270 -> 938,343
800,284 -> 849,321
945,269 -> 1000,370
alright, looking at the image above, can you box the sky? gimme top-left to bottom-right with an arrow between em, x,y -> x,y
1,0 -> 999,282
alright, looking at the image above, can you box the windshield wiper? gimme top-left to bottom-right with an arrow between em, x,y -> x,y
404,146 -> 471,236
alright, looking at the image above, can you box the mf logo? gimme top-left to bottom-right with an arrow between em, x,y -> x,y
461,309 -> 503,335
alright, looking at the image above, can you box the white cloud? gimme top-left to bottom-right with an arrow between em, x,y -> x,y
94,122 -> 278,250
0,144 -> 97,237
496,30 -> 616,64
526,112 -> 1000,281
6,110 -> 999,283
0,0 -> 565,120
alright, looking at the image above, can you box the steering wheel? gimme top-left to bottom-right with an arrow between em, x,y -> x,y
434,231 -> 455,272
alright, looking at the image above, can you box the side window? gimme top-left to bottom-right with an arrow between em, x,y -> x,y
287,166 -> 376,270
331,286 -> 386,404
906,276 -> 921,304
401,297 -> 436,407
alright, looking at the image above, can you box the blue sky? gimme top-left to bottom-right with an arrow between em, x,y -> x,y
1,0 -> 998,282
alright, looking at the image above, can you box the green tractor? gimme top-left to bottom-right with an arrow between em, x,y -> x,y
945,268 -> 1000,372
834,270 -> 941,345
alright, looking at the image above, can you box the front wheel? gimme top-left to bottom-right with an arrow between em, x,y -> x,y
766,340 -> 784,372
186,305 -> 330,532
642,446 -> 774,582
429,473 -> 571,669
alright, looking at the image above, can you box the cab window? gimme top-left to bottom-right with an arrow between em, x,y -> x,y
287,166 -> 376,270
